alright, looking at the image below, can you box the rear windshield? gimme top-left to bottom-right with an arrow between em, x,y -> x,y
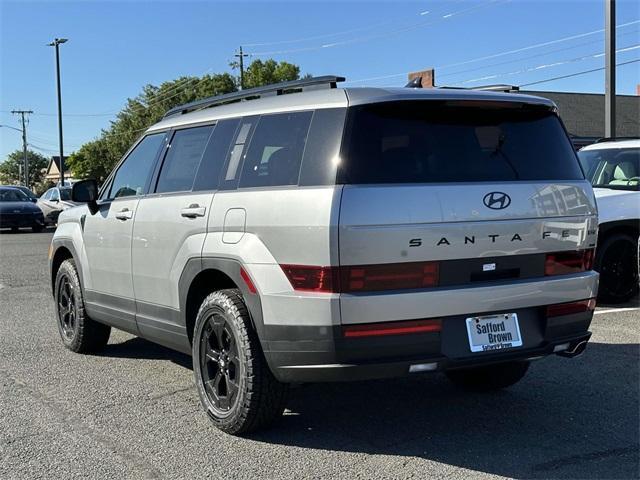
339,101 -> 583,184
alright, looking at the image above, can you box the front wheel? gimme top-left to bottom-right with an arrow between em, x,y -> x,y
55,259 -> 111,353
445,361 -> 530,391
595,232 -> 639,304
192,289 -> 288,435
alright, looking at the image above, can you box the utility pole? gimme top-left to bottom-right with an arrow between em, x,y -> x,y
234,46 -> 249,90
48,38 -> 68,186
605,0 -> 616,138
10,110 -> 33,187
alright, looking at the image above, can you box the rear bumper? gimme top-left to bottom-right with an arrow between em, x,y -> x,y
264,308 -> 594,383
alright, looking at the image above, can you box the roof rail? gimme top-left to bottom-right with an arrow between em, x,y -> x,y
437,84 -> 519,92
595,136 -> 640,143
163,75 -> 345,118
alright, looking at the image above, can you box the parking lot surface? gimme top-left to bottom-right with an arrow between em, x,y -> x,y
1,230 -> 638,479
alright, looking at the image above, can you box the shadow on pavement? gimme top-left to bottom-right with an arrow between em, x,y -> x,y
99,337 -> 639,479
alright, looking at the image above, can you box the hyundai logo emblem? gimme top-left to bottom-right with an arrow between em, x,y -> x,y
483,191 -> 511,210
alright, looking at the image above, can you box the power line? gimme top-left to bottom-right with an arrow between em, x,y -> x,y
249,0 -> 508,56
242,0 -> 466,47
437,28 -> 639,82
345,19 -> 640,85
519,58 -> 640,87
453,43 -> 640,86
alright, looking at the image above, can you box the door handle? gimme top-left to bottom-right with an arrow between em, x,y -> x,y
115,208 -> 133,220
181,204 -> 206,218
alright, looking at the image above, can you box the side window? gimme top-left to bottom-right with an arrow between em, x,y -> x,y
239,111 -> 313,188
193,118 -> 240,191
220,116 -> 258,190
108,133 -> 165,199
41,189 -> 52,201
155,126 -> 213,193
299,108 -> 347,186
50,189 -> 60,201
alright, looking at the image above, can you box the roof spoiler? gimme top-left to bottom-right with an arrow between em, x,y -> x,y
163,75 -> 345,119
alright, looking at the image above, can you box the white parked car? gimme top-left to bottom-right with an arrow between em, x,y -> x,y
578,138 -> 639,303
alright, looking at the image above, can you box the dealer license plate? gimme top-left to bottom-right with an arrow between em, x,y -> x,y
465,313 -> 523,353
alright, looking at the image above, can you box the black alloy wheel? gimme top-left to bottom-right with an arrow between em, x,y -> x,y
200,312 -> 242,415
57,274 -> 77,341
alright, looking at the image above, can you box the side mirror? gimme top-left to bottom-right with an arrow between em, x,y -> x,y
31,198 -> 37,203
72,179 -> 99,215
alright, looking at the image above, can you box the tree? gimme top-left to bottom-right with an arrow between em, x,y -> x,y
0,149 -> 49,188
239,59 -> 300,89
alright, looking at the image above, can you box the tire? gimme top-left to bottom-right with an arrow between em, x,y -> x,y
595,232 -> 639,304
192,289 -> 288,435
32,224 -> 43,233
54,258 -> 111,353
445,361 -> 530,392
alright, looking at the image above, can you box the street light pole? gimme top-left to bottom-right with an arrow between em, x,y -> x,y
48,38 -> 68,186
605,0 -> 616,138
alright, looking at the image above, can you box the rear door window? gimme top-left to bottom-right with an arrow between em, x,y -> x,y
239,111 -> 313,188
193,118 -> 241,191
340,101 -> 583,184
155,125 -> 214,193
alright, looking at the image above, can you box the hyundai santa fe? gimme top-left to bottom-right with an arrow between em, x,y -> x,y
49,76 -> 599,434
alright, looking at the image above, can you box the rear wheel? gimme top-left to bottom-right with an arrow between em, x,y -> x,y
55,259 -> 111,353
193,289 -> 288,435
445,361 -> 530,391
595,232 -> 639,304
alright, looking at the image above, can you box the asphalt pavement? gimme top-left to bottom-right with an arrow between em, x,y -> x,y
1,229 -> 638,479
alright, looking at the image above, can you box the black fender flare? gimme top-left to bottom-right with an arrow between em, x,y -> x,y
50,238 -> 85,298
178,257 -> 267,345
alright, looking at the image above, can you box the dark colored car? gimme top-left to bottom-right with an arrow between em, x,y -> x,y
37,187 -> 80,225
0,187 -> 45,232
0,185 -> 38,203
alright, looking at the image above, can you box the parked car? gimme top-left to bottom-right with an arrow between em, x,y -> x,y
0,185 -> 39,203
0,186 -> 45,232
49,77 -> 599,435
37,186 -> 79,225
578,138 -> 639,303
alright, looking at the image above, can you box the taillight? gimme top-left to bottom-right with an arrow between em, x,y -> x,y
341,261 -> 439,292
280,265 -> 337,293
545,249 -> 594,276
343,318 -> 442,338
280,261 -> 440,293
546,298 -> 596,317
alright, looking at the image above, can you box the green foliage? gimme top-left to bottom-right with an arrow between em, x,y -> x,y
67,59 -> 303,182
241,59 -> 300,89
0,149 -> 49,187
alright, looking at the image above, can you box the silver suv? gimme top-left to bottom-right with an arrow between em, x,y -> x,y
50,76 -> 599,434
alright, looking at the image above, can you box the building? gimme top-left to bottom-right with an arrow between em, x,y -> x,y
43,156 -> 73,185
520,90 -> 639,148
407,69 -> 640,148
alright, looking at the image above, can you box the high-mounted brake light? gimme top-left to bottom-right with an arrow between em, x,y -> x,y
280,261 -> 440,294
545,249 -> 594,276
546,298 -> 596,317
343,318 -> 442,338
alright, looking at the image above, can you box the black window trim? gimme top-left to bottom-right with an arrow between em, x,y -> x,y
98,130 -> 170,203
148,121 -> 217,197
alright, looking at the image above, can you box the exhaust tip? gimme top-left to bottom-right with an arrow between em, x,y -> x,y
556,340 -> 588,358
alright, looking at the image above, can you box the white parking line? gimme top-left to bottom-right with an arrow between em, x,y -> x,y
594,307 -> 640,315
